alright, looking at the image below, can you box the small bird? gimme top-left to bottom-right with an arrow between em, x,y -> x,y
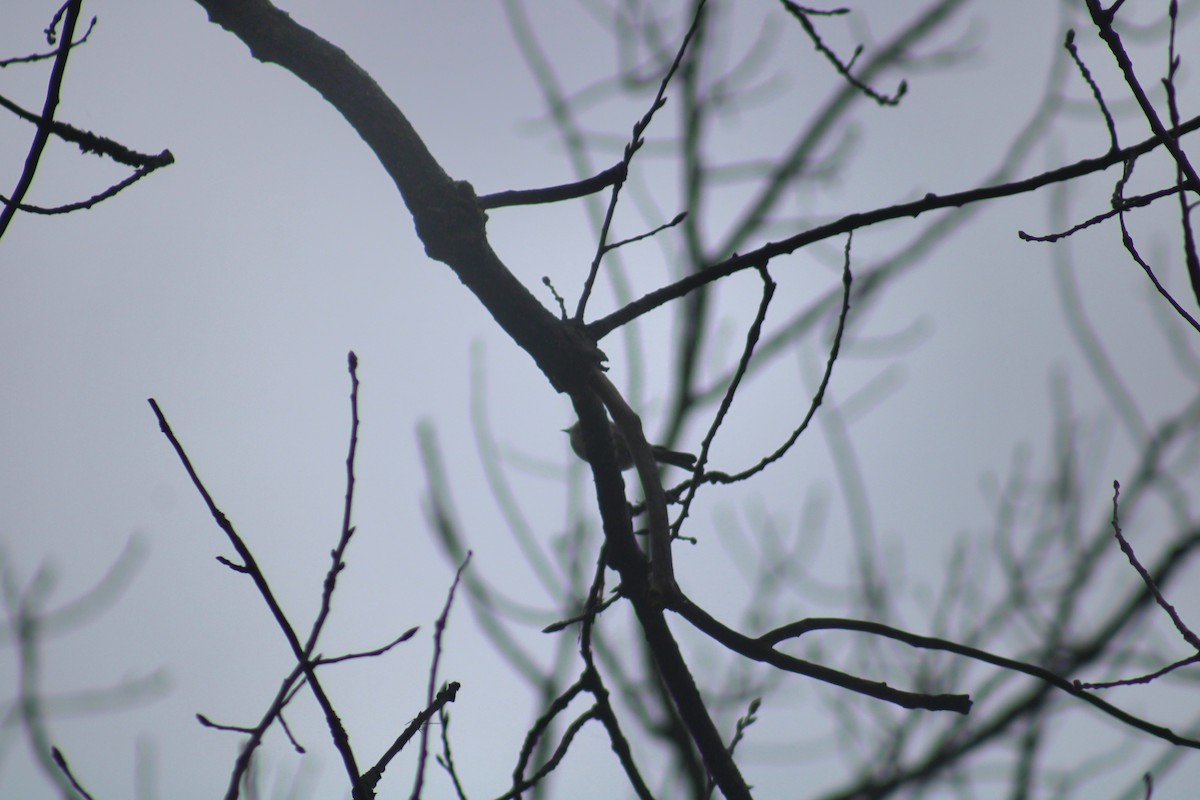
565,420 -> 697,471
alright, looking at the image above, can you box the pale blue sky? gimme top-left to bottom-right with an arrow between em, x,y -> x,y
2,2 -> 1199,798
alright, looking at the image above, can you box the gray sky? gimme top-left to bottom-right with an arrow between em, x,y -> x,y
2,1 -> 1199,798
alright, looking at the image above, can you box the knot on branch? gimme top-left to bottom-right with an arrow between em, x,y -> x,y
414,179 -> 488,263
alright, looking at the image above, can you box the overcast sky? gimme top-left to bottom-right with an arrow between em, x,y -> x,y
2,2 -> 1199,798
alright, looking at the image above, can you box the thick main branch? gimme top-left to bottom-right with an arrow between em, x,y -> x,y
193,0 -> 600,395
191,2 -> 754,796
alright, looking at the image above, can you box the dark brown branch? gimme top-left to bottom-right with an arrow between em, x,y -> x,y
673,264 -> 778,534
1109,480 -> 1200,652
435,707 -> 468,800
511,677 -> 590,792
0,157 -> 174,215
1018,185 -> 1183,242
51,748 -> 96,800
763,617 -> 1200,748
0,0 -> 81,240
477,162 -> 627,209
221,660 -> 308,797
570,389 -> 754,799
496,707 -> 601,800
0,90 -> 174,169
603,211 -> 688,253
0,14 -> 96,67
360,681 -> 461,794
147,398 -> 363,796
410,557 -> 470,800
1085,0 -> 1200,194
1114,184 -> 1200,333
778,1 -> 906,106
673,595 -> 972,714
576,547 -> 656,797
193,0 -> 604,398
1078,652 -> 1200,690
197,714 -> 257,735
656,248 -> 852,506
577,563 -> 655,800
586,113 -> 1200,339
315,627 -> 419,666
1165,4 -> 1200,318
572,0 -> 709,323
302,351 -> 363,659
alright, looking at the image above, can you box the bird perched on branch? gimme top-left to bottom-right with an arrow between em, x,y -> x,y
565,420 -> 696,471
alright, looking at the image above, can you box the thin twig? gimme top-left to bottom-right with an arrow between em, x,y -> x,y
587,114 -> 1200,339
778,1 -> 906,106
0,0 -> 82,239
147,398 -> 363,796
573,0 -> 709,321
478,163 -> 626,209
360,681 -> 462,794
1108,480 -> 1200,651
408,556 -> 470,800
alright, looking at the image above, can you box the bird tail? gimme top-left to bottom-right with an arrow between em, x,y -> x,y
652,446 -> 697,470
